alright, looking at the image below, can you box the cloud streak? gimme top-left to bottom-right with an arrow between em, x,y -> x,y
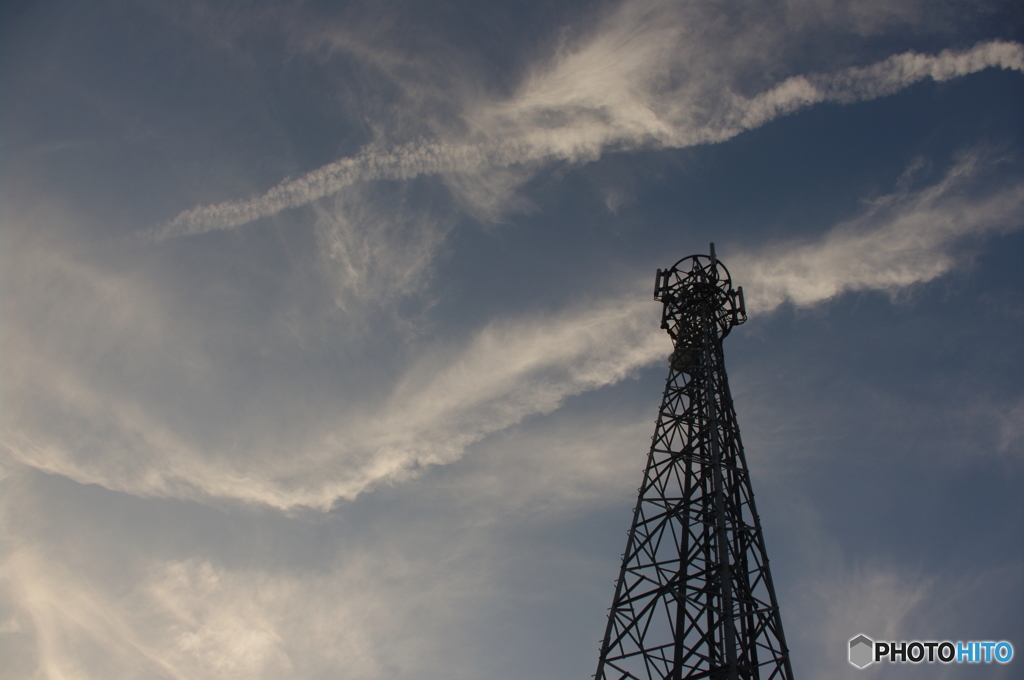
7,153 -> 1022,511
0,545 -> 488,680
152,33 -> 1023,240
732,153 -> 1024,313
312,185 -> 452,311
1,283 -> 665,510
7,3 -> 1023,514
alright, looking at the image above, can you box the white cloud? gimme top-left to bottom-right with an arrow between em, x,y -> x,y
7,1 -> 1023,515
783,515 -> 1023,680
360,296 -> 664,473
1,548 -> 185,680
0,402 -> 656,680
8,151 -> 1022,512
0,544 -> 489,680
4,196 -> 664,514
311,185 -> 451,311
1,267 -> 665,510
151,11 -> 1023,240
436,412 -> 651,520
732,153 -> 1024,314
789,558 -> 935,678
996,400 -> 1024,454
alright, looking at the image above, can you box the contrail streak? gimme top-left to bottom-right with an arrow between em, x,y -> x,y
151,40 -> 1023,241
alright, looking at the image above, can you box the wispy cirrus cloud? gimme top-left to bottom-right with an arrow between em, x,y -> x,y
6,151 -> 1021,511
780,495 -> 1024,679
311,184 -> 452,311
150,24 -> 1023,240
732,152 -> 1024,313
0,547 -> 187,680
7,1 -> 1023,515
2,288 -> 664,510
0,544 -> 487,680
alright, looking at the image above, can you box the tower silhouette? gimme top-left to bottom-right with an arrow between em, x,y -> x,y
595,246 -> 794,680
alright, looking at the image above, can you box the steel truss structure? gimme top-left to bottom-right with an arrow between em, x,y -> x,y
595,246 -> 794,680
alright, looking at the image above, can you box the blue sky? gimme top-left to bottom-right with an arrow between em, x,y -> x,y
1,2 -> 1022,678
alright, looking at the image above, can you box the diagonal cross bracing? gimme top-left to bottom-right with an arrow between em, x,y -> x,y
595,246 -> 794,680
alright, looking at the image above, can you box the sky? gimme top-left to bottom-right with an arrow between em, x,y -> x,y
1,1 -> 1022,679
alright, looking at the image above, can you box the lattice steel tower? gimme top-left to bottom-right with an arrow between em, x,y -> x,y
595,245 -> 794,680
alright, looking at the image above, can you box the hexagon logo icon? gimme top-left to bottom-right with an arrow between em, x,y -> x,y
849,634 -> 874,668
